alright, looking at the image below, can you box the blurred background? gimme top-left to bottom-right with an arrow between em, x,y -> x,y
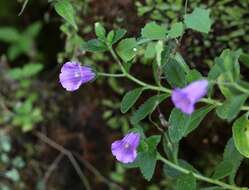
0,0 -> 249,189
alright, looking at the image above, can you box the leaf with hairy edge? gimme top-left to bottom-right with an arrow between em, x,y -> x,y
131,94 -> 169,124
120,88 -> 144,113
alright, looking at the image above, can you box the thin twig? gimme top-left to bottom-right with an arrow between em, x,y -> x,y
35,132 -> 91,190
73,152 -> 124,190
43,153 -> 64,185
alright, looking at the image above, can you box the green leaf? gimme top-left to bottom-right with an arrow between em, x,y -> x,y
0,27 -> 21,43
168,22 -> 184,38
176,174 -> 196,190
216,94 -> 248,121
120,88 -> 144,113
223,138 -> 243,183
141,22 -> 167,40
212,160 -> 233,179
168,108 -> 191,143
240,53 -> 249,69
54,0 -> 77,30
94,22 -> 106,41
184,8 -> 212,33
145,42 -> 156,59
186,69 -> 203,83
232,113 -> 249,158
131,94 -> 169,124
116,38 -> 137,62
138,151 -> 157,181
185,105 -> 214,136
4,169 -> 20,182
137,135 -> 161,181
112,29 -> 127,45
8,63 -> 43,80
81,39 -> 107,52
163,57 -> 187,87
167,106 -> 212,143
164,159 -> 199,178
146,135 -> 161,149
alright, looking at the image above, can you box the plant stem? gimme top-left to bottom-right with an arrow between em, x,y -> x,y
97,72 -> 125,77
107,47 -> 249,112
158,155 -> 246,190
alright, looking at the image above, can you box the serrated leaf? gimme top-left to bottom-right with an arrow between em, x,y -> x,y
163,57 -> 187,88
120,88 -> 144,113
216,94 -> 248,121
184,8 -> 212,33
131,94 -> 169,124
168,22 -> 184,38
232,113 -> 249,158
168,108 -> 191,143
138,151 -> 157,181
141,22 -> 167,40
81,39 -> 107,52
116,38 -> 137,62
176,173 -> 196,190
54,0 -> 77,30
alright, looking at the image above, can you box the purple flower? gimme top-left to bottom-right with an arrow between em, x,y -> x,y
171,80 -> 208,114
111,132 -> 140,164
59,61 -> 95,91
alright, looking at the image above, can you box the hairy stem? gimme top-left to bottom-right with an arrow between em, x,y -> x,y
158,155 -> 247,190
107,47 -> 249,112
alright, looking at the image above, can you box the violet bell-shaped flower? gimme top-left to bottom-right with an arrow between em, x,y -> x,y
111,132 -> 140,164
59,61 -> 95,91
171,80 -> 209,114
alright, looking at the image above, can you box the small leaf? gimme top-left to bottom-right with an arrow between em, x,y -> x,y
168,22 -> 184,38
112,29 -> 127,45
216,94 -> 248,121
176,173 -> 196,190
141,22 -> 167,40
94,22 -> 106,40
116,38 -> 137,62
0,27 -> 21,43
212,160 -> 234,179
120,88 -> 144,113
131,94 -> 169,124
184,8 -> 212,33
232,113 -> 249,158
168,108 -> 191,143
163,57 -> 187,87
54,0 -> 77,30
81,39 -> 107,52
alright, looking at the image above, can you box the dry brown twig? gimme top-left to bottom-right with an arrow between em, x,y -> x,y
36,131 -> 123,190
